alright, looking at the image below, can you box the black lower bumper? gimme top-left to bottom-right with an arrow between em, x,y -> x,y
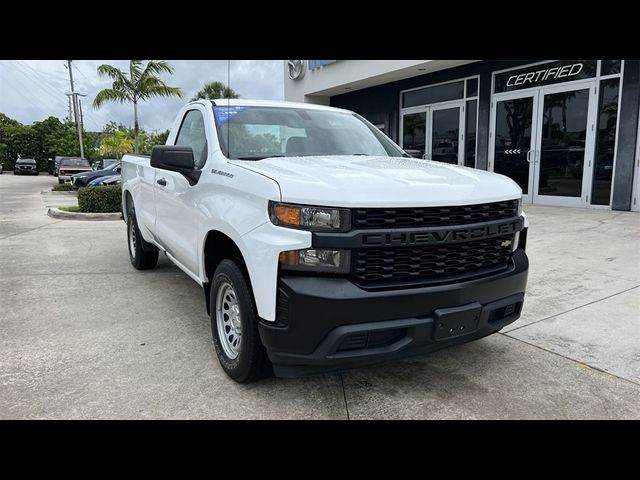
259,249 -> 529,377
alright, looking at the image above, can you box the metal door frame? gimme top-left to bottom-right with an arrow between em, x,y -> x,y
531,80 -> 598,208
401,100 -> 465,164
428,100 -> 464,165
488,89 -> 540,204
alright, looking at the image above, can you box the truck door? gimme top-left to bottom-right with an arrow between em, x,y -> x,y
154,108 -> 209,277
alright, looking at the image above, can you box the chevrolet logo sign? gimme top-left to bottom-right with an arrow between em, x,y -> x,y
501,239 -> 513,248
360,220 -> 522,247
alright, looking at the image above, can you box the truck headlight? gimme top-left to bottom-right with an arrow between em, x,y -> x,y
517,197 -> 523,217
269,201 -> 351,232
279,248 -> 350,274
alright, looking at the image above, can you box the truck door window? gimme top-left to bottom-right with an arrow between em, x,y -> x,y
175,110 -> 208,169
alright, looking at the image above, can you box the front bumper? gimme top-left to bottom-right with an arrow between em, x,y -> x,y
259,249 -> 529,377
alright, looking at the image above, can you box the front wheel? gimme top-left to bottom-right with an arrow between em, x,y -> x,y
210,259 -> 271,383
127,209 -> 158,270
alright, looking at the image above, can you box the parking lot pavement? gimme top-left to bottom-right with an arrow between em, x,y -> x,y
1,174 -> 639,419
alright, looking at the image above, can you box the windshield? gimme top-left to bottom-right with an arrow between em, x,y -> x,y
61,159 -> 90,167
213,106 -> 407,160
17,159 -> 36,164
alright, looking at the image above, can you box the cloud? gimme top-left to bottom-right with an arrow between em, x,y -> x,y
0,60 -> 284,132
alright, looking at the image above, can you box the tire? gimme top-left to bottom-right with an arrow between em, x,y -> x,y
210,259 -> 271,383
58,179 -> 64,184
127,209 -> 158,270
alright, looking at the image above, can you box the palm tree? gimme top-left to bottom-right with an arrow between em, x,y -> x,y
191,81 -> 239,101
93,60 -> 182,154
99,131 -> 134,159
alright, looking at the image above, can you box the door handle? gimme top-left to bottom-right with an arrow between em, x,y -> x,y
526,150 -> 532,163
156,178 -> 167,186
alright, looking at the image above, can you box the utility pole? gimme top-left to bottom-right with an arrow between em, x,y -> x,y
67,96 -> 73,121
66,60 -> 85,159
78,98 -> 84,131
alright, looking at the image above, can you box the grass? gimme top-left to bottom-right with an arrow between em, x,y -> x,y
59,205 -> 81,212
52,183 -> 73,191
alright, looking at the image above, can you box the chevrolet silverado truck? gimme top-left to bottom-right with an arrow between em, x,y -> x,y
121,99 -> 529,383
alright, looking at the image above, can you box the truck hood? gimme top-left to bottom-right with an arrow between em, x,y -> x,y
231,155 -> 522,207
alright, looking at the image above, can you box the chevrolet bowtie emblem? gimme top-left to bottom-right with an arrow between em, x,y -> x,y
501,239 -> 513,248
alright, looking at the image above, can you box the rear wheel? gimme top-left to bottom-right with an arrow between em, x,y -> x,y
127,209 -> 158,270
210,259 -> 271,383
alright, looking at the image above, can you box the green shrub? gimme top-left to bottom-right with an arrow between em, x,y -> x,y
78,185 -> 122,213
52,183 -> 73,191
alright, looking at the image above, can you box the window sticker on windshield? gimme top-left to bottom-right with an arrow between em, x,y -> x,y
214,106 -> 249,125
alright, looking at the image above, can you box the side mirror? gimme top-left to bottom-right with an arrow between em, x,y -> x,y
151,145 -> 194,170
150,145 -> 201,185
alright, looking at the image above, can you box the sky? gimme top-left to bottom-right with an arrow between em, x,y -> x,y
0,60 -> 284,132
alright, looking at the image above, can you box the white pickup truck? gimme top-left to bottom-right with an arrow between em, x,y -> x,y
121,99 -> 529,382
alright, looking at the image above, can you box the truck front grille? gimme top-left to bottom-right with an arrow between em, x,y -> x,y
351,234 -> 514,285
352,200 -> 519,229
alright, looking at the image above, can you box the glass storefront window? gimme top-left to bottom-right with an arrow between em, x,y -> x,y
431,107 -> 460,164
403,81 -> 464,108
466,78 -> 478,98
494,97 -> 534,193
464,100 -> 477,167
402,112 -> 426,158
591,78 -> 620,205
538,89 -> 590,198
601,60 -> 621,76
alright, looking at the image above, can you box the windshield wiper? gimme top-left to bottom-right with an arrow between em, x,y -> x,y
233,154 -> 286,160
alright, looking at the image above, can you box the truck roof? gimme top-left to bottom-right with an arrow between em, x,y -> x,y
192,98 -> 350,114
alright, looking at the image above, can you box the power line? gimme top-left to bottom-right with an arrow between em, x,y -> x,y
14,61 -> 68,100
17,60 -> 109,130
73,62 -> 98,89
69,63 -> 115,128
1,64 -> 65,117
10,61 -> 68,108
18,60 -> 69,88
1,73 -> 56,120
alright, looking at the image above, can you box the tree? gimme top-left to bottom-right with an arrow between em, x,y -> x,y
138,129 -> 170,154
0,113 -> 104,170
99,131 -> 134,158
93,60 -> 182,154
191,81 -> 239,101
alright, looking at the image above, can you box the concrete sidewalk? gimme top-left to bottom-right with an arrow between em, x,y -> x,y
1,174 -> 639,419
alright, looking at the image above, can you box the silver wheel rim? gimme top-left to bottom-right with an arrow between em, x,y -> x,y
129,220 -> 136,259
215,282 -> 242,359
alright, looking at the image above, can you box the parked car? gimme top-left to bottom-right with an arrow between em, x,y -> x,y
14,158 -> 39,175
57,158 -> 92,183
0,163 -> 3,174
88,174 -> 121,187
122,99 -> 529,383
71,161 -> 121,189
101,175 -> 121,185
54,156 -> 86,176
50,155 -> 69,176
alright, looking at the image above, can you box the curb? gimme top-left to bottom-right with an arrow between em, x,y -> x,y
48,207 -> 123,221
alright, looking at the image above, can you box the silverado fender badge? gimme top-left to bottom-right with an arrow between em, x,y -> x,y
211,169 -> 234,179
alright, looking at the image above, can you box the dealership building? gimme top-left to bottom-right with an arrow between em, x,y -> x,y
283,60 -> 640,212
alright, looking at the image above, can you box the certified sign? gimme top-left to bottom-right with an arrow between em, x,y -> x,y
494,60 -> 596,93
287,60 -> 306,80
